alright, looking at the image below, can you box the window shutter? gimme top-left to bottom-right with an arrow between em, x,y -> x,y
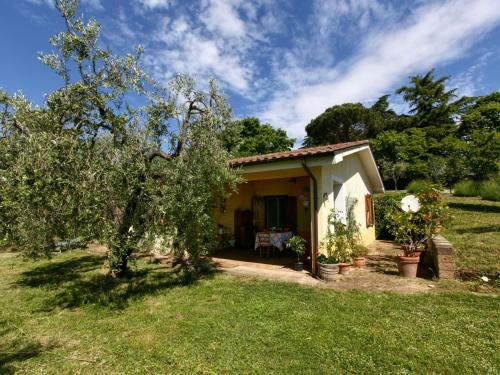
252,197 -> 266,231
365,194 -> 374,227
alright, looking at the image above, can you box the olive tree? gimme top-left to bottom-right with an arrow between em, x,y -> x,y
0,0 -> 238,276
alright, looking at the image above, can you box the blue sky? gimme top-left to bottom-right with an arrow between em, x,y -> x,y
1,0 -> 500,142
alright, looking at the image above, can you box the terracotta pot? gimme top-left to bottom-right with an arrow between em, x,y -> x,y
353,257 -> 366,267
338,263 -> 351,275
317,262 -> 339,282
293,262 -> 304,271
396,256 -> 419,278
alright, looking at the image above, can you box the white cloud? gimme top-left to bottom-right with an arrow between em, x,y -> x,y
146,17 -> 251,91
259,0 -> 500,139
449,51 -> 496,97
143,0 -> 279,96
135,0 -> 171,10
200,0 -> 246,38
313,0 -> 392,40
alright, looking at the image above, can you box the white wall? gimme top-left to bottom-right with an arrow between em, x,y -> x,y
316,153 -> 376,251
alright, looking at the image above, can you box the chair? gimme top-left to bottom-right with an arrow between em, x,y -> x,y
256,232 -> 274,258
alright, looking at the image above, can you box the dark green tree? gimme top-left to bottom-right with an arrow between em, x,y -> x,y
223,117 -> 295,157
371,128 -> 429,185
459,92 -> 500,135
396,69 -> 457,128
455,92 -> 500,180
303,103 -> 383,146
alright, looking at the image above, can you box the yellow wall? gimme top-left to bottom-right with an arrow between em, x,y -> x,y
214,175 -> 312,241
215,154 -> 377,255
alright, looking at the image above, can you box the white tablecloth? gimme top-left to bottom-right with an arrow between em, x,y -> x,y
254,232 -> 293,252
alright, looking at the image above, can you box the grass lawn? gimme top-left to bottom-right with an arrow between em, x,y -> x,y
1,250 -> 499,374
442,195 -> 500,274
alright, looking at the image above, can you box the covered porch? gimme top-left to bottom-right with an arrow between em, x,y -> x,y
214,166 -> 316,268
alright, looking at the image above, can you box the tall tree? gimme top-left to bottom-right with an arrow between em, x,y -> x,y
303,103 -> 383,146
371,128 -> 429,184
459,92 -> 500,135
396,69 -> 457,128
223,117 -> 295,157
0,0 -> 238,276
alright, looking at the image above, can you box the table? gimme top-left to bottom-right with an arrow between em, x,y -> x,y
254,231 -> 293,252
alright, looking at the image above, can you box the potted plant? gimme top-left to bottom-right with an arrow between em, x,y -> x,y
317,199 -> 360,280
386,207 -> 425,278
386,188 -> 448,277
286,235 -> 306,271
352,245 -> 368,267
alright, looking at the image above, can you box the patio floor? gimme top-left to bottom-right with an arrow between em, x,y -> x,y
211,241 -> 436,294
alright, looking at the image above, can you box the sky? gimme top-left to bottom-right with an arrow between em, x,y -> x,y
1,0 -> 500,144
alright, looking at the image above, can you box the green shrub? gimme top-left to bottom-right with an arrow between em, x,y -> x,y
453,180 -> 481,197
406,179 -> 433,193
373,192 -> 405,239
479,178 -> 500,201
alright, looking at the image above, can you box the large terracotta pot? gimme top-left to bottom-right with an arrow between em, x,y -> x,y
396,256 -> 419,278
353,257 -> 366,267
338,263 -> 351,275
317,262 -> 339,282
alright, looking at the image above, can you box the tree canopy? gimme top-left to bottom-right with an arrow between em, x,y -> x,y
303,103 -> 383,146
304,68 -> 499,188
223,117 -> 295,157
0,0 -> 238,276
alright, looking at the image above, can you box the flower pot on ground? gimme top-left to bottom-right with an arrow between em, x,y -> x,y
316,257 -> 339,281
353,257 -> 366,267
338,263 -> 351,275
396,255 -> 419,278
318,199 -> 361,281
293,262 -> 304,271
286,235 -> 306,272
352,244 -> 368,268
386,187 -> 449,278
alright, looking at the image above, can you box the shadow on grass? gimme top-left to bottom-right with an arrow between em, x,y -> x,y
448,202 -> 500,214
16,254 -> 213,311
0,321 -> 56,375
455,225 -> 500,234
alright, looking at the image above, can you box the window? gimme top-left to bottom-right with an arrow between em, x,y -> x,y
265,196 -> 287,230
332,179 -> 346,222
365,194 -> 374,227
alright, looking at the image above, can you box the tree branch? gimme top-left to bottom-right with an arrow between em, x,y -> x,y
146,150 -> 171,163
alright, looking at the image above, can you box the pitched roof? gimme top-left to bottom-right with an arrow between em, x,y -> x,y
229,140 -> 370,166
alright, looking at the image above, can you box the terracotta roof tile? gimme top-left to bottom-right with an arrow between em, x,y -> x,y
229,140 -> 370,166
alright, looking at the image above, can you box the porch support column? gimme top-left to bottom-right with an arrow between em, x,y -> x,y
301,160 -> 318,274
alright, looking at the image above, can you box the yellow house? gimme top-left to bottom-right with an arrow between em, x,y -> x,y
215,140 -> 385,272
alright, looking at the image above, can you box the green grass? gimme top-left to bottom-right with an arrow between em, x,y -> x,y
1,250 -> 499,374
443,195 -> 500,274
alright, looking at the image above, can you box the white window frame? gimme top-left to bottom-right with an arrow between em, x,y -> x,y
331,176 -> 346,223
